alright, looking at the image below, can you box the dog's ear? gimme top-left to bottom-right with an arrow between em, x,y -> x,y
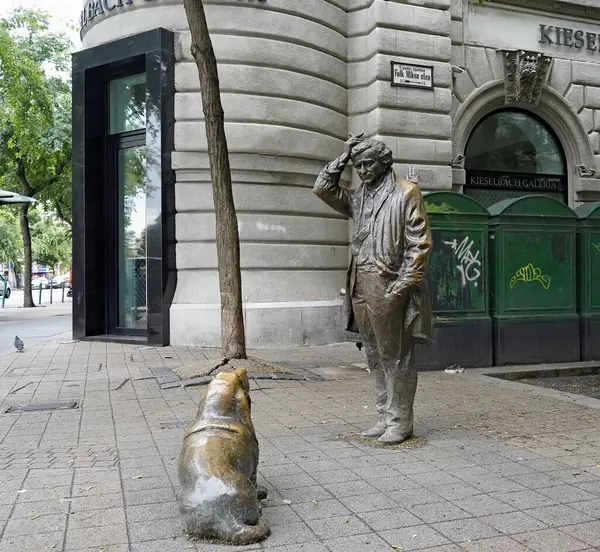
233,367 -> 250,393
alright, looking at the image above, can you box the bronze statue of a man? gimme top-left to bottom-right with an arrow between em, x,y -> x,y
313,136 -> 433,444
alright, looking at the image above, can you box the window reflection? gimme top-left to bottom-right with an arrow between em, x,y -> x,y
466,111 -> 564,175
109,73 -> 146,134
118,146 -> 147,329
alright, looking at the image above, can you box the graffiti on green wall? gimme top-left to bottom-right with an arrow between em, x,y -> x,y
428,229 -> 485,313
509,263 -> 551,290
592,242 -> 600,253
442,236 -> 482,288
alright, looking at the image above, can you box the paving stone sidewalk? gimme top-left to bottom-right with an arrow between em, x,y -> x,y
0,339 -> 599,552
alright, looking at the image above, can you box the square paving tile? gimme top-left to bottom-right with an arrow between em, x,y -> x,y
479,511 -> 547,534
68,507 -> 126,528
323,480 -> 379,498
128,516 -> 183,542
537,484 -> 598,504
525,504 -> 594,527
124,487 -> 177,506
262,544 -> 329,552
410,501 -> 472,523
409,471 -> 464,488
305,514 -> 371,539
276,485 -> 332,504
459,536 -> 531,552
125,502 -> 179,523
386,488 -> 445,507
292,498 -> 350,521
258,521 -> 316,548
324,533 -> 394,552
3,513 -> 66,537
0,531 -> 64,552
379,524 -> 450,551
358,507 -> 423,532
338,492 -> 397,514
451,494 -> 516,517
262,505 -> 302,526
430,483 -> 483,501
489,489 -> 558,509
433,518 -> 501,542
370,475 -> 422,493
267,473 -> 319,490
569,498 -> 600,517
64,524 -> 128,550
311,469 -> 361,485
513,528 -> 589,552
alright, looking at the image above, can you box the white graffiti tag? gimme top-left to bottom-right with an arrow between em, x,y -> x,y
443,236 -> 482,287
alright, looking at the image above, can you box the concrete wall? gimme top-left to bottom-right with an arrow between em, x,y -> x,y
347,0 -> 453,191
83,0 -> 350,347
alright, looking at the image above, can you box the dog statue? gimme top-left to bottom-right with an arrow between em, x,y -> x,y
178,367 -> 270,545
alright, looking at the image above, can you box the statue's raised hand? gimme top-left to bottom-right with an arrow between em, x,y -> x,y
341,133 -> 364,164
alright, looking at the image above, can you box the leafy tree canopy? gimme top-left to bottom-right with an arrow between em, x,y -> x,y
0,7 -> 73,223
0,206 -> 22,270
31,208 -> 72,273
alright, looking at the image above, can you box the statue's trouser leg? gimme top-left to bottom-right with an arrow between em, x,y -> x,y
351,272 -> 386,428
354,268 -> 415,437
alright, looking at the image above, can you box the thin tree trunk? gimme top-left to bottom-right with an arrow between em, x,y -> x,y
19,203 -> 35,308
183,0 -> 246,359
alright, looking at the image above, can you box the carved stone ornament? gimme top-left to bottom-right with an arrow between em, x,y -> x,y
502,50 -> 552,106
450,154 -> 465,169
576,164 -> 596,178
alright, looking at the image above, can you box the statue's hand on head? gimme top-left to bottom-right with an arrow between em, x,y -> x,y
341,133 -> 364,164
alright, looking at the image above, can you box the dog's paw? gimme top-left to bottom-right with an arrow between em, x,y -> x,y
257,485 -> 268,500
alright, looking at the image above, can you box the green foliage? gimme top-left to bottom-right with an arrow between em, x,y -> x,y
425,201 -> 457,214
0,7 -> 73,221
0,206 -> 22,270
31,210 -> 71,272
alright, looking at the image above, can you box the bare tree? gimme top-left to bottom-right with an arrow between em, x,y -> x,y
182,0 -> 246,359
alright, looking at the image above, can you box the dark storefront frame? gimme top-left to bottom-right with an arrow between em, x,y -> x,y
464,108 -> 568,208
72,28 -> 176,345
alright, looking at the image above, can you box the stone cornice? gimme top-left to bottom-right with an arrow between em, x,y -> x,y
476,0 -> 600,21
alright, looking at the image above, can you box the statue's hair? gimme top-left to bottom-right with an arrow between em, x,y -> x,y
350,139 -> 393,170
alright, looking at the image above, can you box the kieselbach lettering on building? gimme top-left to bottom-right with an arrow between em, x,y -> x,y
469,175 -> 563,191
539,23 -> 600,51
79,0 -> 152,35
79,0 -> 266,36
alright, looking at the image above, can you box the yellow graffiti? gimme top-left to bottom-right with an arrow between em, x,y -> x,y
510,263 -> 551,290
592,243 -> 600,253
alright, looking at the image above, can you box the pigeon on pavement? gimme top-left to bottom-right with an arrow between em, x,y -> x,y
14,336 -> 24,353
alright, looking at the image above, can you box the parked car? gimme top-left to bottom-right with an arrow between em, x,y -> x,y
31,276 -> 50,289
51,275 -> 69,288
0,276 -> 10,298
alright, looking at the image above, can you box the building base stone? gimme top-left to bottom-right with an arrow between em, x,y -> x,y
170,300 -> 344,349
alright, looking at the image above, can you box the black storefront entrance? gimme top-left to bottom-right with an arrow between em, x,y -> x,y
72,29 -> 176,345
464,109 -> 567,208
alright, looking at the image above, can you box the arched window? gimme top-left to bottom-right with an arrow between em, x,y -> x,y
464,110 -> 566,207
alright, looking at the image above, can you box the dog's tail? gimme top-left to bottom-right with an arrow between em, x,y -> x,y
229,517 -> 270,545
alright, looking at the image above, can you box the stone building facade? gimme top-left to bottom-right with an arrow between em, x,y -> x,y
72,0 -> 600,348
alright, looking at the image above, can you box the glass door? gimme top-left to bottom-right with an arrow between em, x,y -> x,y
117,144 -> 147,329
108,72 -> 147,334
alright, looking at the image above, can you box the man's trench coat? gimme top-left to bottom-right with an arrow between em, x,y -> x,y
313,162 -> 434,345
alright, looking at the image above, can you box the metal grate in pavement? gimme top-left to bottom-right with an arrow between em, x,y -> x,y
4,401 -> 79,413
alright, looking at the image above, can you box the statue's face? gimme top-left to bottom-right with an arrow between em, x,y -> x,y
352,150 -> 387,186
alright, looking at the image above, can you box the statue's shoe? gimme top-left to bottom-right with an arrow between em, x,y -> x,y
360,424 -> 386,439
377,428 -> 413,445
